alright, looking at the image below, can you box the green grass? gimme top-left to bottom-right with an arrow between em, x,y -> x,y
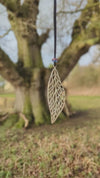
0,93 -> 15,98
0,96 -> 100,177
69,95 -> 100,110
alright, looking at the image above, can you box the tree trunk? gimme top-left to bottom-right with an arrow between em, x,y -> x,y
14,68 -> 49,127
0,0 -> 100,127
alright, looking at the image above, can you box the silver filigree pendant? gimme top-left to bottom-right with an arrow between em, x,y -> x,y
47,66 -> 65,124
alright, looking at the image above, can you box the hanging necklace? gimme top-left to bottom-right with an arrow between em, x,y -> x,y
47,0 -> 65,124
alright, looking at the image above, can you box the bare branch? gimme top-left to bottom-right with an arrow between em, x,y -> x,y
58,0 -> 100,81
0,48 -> 25,87
38,29 -> 50,46
0,113 -> 9,122
57,2 -> 100,15
19,112 -> 29,128
0,29 -> 11,38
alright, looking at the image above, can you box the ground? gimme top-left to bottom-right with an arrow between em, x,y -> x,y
0,95 -> 100,178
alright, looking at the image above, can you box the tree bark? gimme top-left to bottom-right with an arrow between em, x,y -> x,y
14,68 -> 49,126
0,49 -> 25,87
30,68 -> 49,125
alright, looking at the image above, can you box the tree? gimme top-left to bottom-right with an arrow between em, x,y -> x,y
0,0 -> 100,127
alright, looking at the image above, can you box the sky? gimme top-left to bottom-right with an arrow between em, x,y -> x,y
0,3 -> 18,63
79,45 -> 100,66
0,0 -> 100,67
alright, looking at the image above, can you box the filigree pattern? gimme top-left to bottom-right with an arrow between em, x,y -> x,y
47,66 -> 65,124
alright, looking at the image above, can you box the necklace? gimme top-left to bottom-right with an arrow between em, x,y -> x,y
47,0 -> 65,124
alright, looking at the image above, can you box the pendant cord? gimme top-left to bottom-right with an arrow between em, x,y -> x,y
52,0 -> 57,66
54,0 -> 57,59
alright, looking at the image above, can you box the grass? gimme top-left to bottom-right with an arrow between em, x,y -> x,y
68,95 -> 100,110
0,96 -> 100,177
0,93 -> 15,98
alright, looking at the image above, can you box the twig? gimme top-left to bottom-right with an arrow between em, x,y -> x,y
0,29 -> 11,38
0,113 -> 9,122
57,2 -> 100,15
19,113 -> 29,128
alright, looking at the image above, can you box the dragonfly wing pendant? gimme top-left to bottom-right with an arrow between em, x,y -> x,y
47,66 -> 65,124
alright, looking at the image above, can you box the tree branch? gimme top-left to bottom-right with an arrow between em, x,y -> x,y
59,38 -> 100,81
0,113 -> 9,123
19,112 -> 29,128
0,48 -> 25,87
38,29 -> 50,46
58,44 -> 90,81
59,39 -> 100,82
0,29 -> 11,38
58,1 -> 100,81
57,2 -> 100,15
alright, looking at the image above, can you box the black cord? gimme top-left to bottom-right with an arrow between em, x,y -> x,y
53,0 -> 57,66
54,0 -> 57,59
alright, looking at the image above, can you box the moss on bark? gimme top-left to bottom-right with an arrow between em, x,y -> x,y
6,0 -> 18,12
